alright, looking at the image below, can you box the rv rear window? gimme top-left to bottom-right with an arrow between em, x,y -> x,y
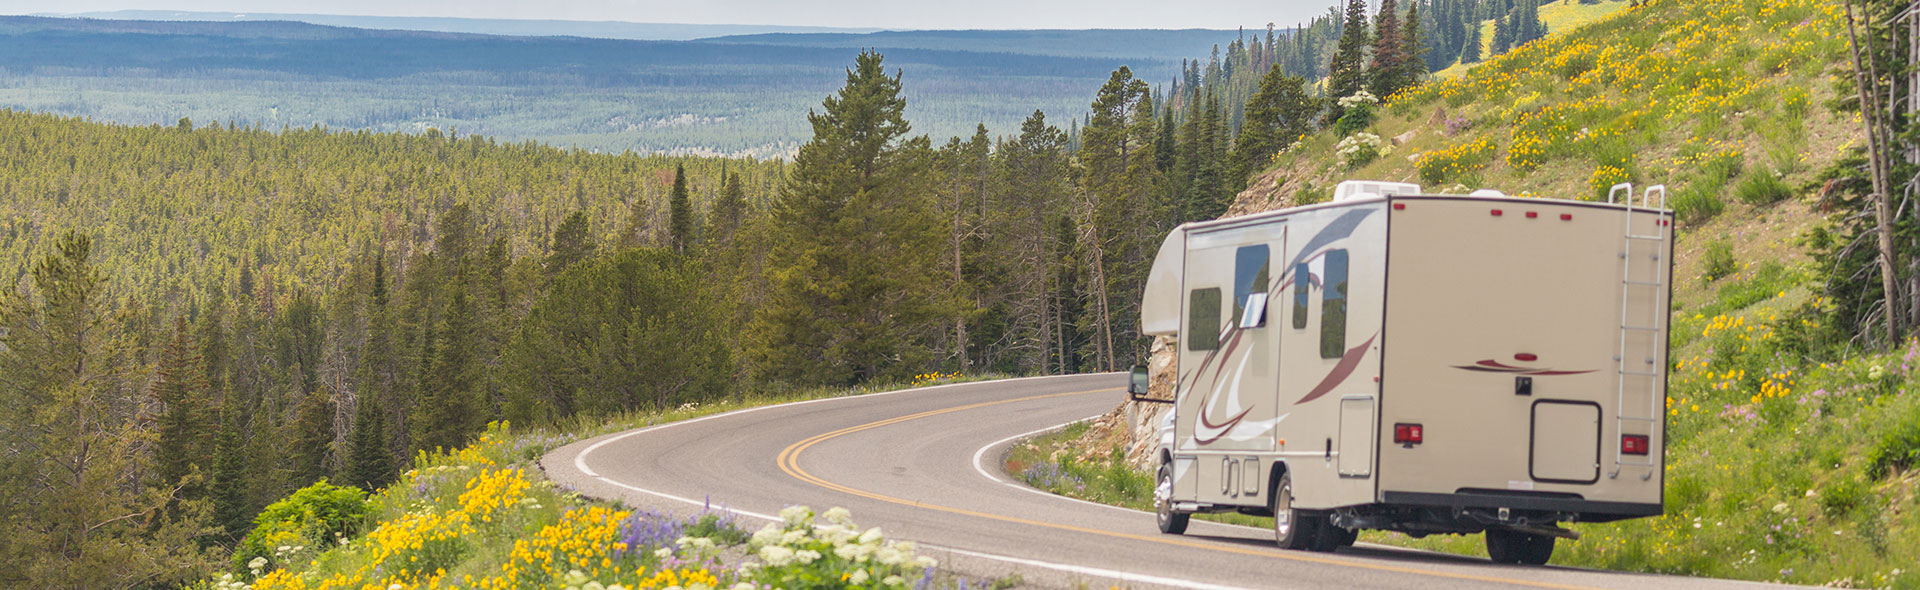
1321,249 -> 1349,358
1188,288 -> 1221,351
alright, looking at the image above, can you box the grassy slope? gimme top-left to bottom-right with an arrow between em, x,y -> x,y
1028,0 -> 1920,587
1435,0 -> 1635,80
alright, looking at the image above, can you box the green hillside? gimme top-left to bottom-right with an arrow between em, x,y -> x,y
1016,0 -> 1920,586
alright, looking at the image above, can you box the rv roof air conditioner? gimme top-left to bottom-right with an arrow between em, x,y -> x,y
1333,180 -> 1422,203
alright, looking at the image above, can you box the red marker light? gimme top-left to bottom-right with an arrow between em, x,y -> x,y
1491,209 -> 1503,216
1622,434 -> 1650,456
1561,213 -> 1574,221
1393,203 -> 1406,210
1394,423 -> 1424,445
1514,353 -> 1538,362
1526,211 -> 1538,219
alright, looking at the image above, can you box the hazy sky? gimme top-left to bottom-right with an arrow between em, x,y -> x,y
8,0 -> 1337,30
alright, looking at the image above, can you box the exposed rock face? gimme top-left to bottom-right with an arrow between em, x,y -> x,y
1122,336 -> 1177,470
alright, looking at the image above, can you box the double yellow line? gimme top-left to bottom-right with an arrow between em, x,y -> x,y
775,387 -> 1602,590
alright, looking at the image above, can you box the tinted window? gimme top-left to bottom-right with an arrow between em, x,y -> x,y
1292,262 -> 1310,330
1188,288 -> 1222,351
1321,249 -> 1349,358
1233,245 -> 1270,328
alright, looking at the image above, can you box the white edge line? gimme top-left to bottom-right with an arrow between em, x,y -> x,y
596,474 -> 1250,590
573,373 -> 1104,477
968,418 -> 1290,535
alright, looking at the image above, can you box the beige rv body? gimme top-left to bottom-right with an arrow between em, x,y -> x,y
1142,184 -> 1670,542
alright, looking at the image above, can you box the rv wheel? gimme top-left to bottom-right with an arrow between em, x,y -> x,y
1271,472 -> 1326,550
1485,528 -> 1555,565
1155,461 -> 1189,534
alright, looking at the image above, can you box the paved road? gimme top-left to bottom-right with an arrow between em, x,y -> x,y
543,374 -> 1792,590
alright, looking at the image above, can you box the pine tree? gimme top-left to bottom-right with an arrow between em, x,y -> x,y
1368,0 -> 1409,98
153,317 -> 213,495
415,286 -> 481,451
342,391 -> 397,491
668,163 -> 692,252
289,388 -> 335,486
1400,2 -> 1428,88
1326,0 -> 1373,122
1232,66 -> 1317,182
0,231 -> 215,585
748,50 -> 950,384
1461,9 -> 1485,64
707,170 -> 748,246
547,210 -> 594,279
1492,12 -> 1513,55
208,403 -> 252,540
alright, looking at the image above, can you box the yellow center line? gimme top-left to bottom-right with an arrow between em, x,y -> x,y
777,387 -> 1605,590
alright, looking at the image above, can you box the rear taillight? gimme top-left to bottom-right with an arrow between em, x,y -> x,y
1622,434 -> 1650,455
1393,423 -> 1423,446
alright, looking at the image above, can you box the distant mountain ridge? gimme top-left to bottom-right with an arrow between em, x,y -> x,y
0,14 -> 1235,156
42,10 -> 881,41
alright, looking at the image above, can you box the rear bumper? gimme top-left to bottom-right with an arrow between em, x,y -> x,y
1382,490 -> 1661,522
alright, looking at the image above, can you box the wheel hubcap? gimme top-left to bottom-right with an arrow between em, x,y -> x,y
1275,483 -> 1292,538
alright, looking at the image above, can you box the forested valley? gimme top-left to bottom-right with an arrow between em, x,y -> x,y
1,0 -> 1601,585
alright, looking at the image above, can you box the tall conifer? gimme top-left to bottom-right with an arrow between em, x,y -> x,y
1326,0 -> 1373,122
668,163 -> 692,252
1368,0 -> 1408,98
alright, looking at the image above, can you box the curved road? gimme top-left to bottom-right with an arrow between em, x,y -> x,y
543,374 -> 1791,590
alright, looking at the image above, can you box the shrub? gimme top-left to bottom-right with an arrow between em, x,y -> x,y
1590,165 -> 1633,201
1673,184 -> 1726,225
1865,414 -> 1920,480
1734,168 -> 1792,205
1416,137 -> 1497,185
1818,477 -> 1868,517
1335,133 -> 1385,170
233,480 -> 370,576
1703,240 -> 1736,282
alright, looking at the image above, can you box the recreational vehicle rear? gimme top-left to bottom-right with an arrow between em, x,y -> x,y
1129,181 -> 1672,565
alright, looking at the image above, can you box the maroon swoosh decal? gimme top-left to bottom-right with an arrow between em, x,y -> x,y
1453,365 -> 1528,373
1295,333 -> 1378,406
1477,360 -> 1526,370
1193,407 -> 1254,445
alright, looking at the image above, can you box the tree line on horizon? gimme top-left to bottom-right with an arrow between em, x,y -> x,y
0,0 -> 1507,583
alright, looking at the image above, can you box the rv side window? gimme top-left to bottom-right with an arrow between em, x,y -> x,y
1188,288 -> 1222,351
1292,262 -> 1310,330
1321,249 -> 1348,358
1233,245 -> 1270,328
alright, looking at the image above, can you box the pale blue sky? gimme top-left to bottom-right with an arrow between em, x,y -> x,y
8,0 -> 1338,30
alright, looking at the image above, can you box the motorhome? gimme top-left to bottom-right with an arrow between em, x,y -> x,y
1126,181 -> 1671,565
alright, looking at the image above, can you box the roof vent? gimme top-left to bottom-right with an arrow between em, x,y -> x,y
1469,189 -> 1508,198
1334,180 -> 1422,202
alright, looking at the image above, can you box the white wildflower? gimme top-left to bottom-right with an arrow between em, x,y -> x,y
858,527 -> 884,544
823,506 -> 854,527
1337,90 -> 1379,108
758,545 -> 796,567
849,569 -> 870,585
875,546 -> 904,566
794,549 -> 822,564
779,505 -> 811,526
883,575 -> 906,587
780,529 -> 806,545
654,547 -> 674,559
913,555 -> 938,568
751,524 -> 783,546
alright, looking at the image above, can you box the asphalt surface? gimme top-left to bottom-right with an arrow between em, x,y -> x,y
543,373 -> 1797,590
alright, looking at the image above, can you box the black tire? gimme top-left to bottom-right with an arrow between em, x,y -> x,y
1272,471 -> 1329,551
1328,524 -> 1359,548
1155,461 -> 1190,535
1485,528 -> 1555,565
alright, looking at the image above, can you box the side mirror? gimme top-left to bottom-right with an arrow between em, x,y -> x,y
1128,365 -> 1151,396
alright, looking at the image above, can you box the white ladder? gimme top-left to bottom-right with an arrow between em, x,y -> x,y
1607,183 -> 1667,481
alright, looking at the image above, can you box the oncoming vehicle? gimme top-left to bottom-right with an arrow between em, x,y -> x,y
1126,181 -> 1672,565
